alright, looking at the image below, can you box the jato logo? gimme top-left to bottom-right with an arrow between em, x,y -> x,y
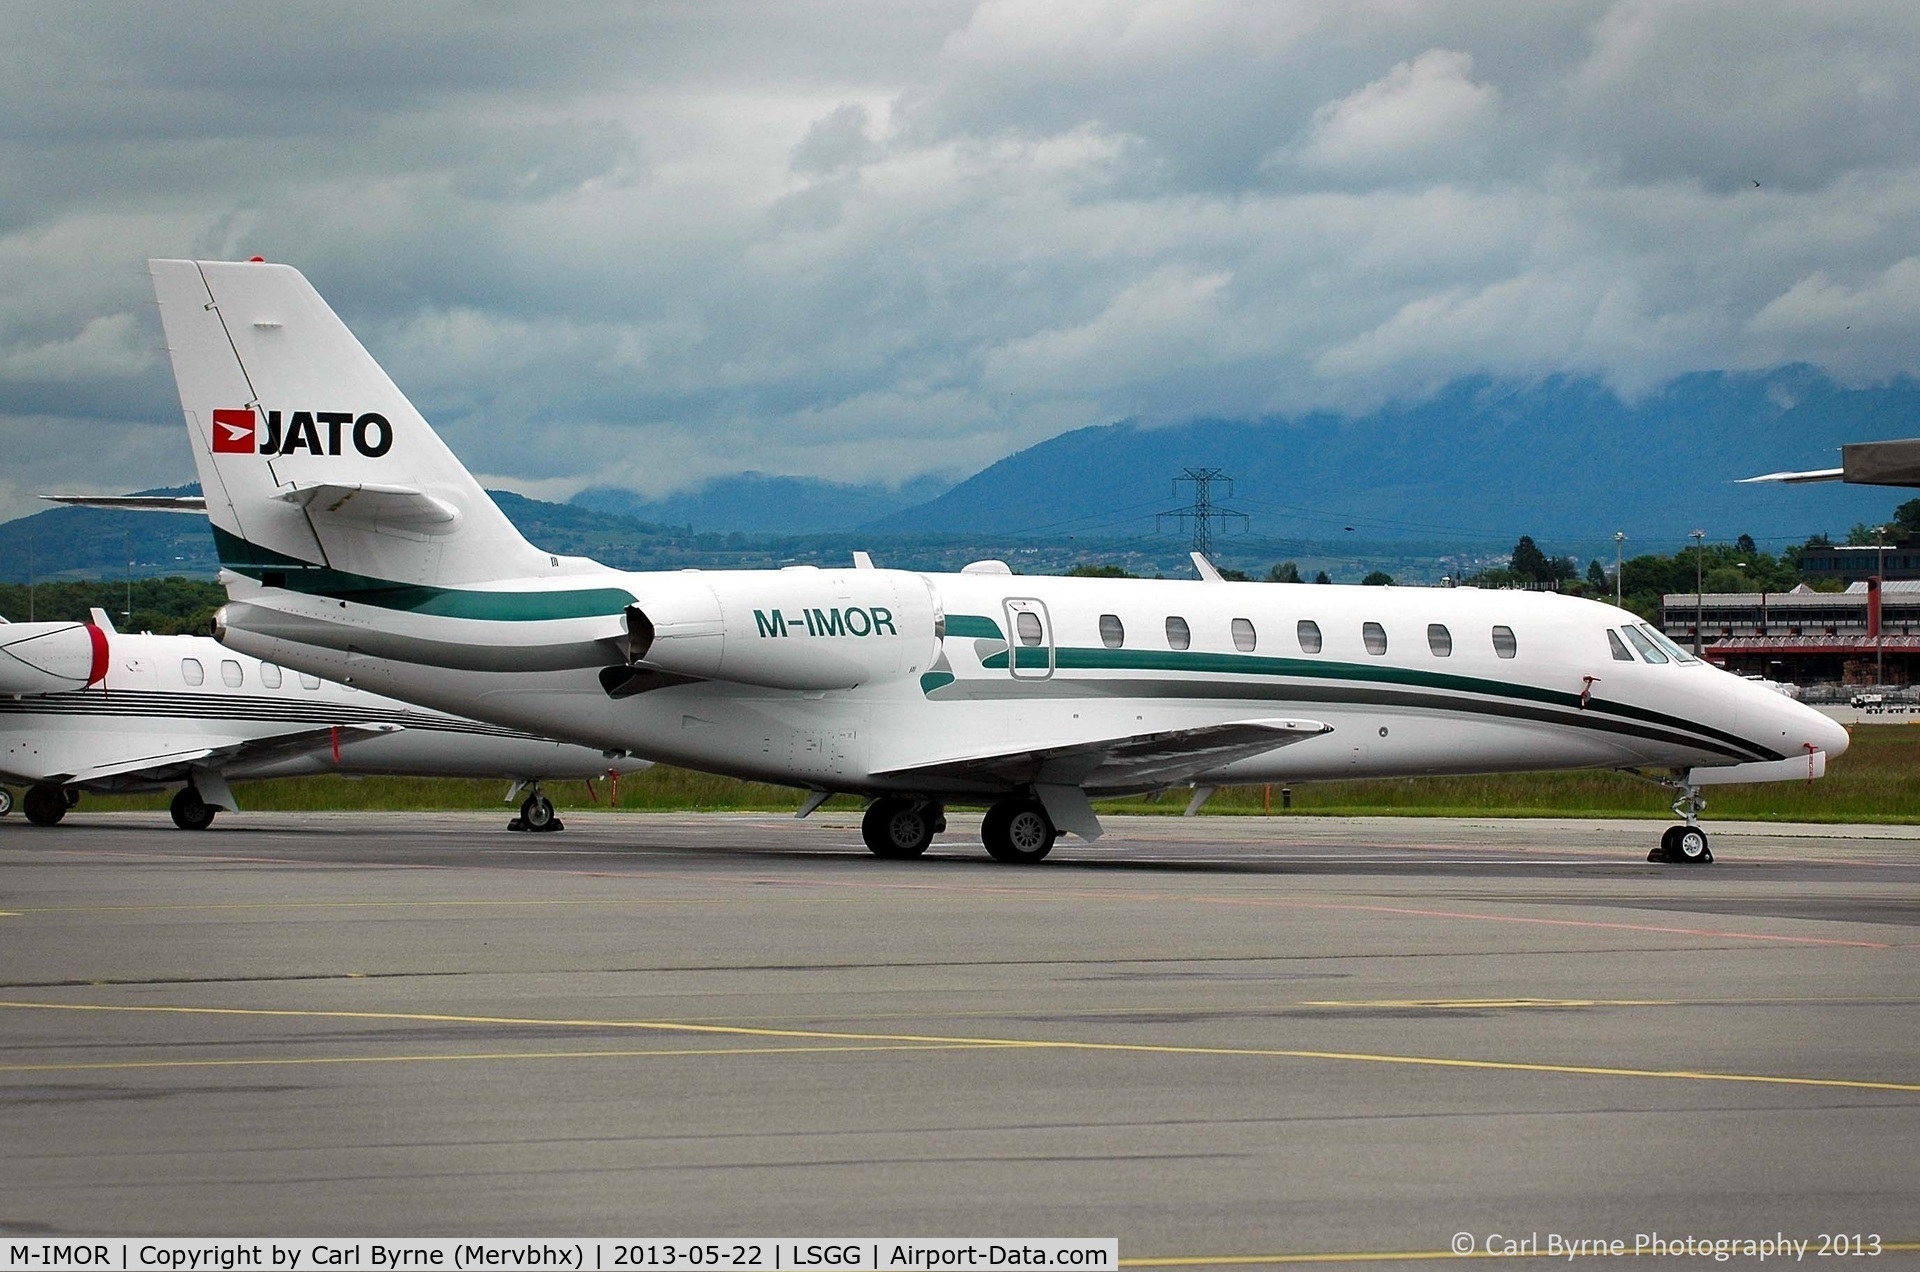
212,408 -> 393,458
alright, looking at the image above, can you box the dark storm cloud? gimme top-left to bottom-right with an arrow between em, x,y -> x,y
1,0 -> 1917,519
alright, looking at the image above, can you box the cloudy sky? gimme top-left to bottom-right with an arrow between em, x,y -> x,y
2,0 -> 1917,523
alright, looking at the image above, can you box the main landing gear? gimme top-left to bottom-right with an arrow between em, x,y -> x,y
509,783 -> 563,833
1651,780 -> 1712,865
858,794 -> 1060,864
981,796 -> 1056,864
170,785 -> 217,831
861,797 -> 944,858
22,784 -> 76,827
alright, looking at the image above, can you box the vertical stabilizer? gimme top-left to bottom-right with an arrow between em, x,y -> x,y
151,259 -> 565,589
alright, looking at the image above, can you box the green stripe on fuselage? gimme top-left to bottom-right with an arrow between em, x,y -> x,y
968,643 -> 1775,761
212,526 -> 634,622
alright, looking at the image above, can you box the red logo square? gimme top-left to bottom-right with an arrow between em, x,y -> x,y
211,409 -> 256,454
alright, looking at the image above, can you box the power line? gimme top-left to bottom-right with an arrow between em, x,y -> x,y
1157,468 -> 1248,557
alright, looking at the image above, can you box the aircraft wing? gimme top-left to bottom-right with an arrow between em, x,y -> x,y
42,723 -> 402,785
873,717 -> 1332,792
1737,468 -> 1845,485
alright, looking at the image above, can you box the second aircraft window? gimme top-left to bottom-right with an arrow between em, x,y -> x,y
1231,618 -> 1257,652
1166,616 -> 1191,650
1297,619 -> 1323,653
220,659 -> 244,687
1607,629 -> 1634,661
1427,623 -> 1452,656
1363,622 -> 1388,655
181,658 -> 204,686
1099,614 -> 1124,648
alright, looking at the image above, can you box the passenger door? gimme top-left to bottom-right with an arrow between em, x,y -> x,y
1002,598 -> 1055,680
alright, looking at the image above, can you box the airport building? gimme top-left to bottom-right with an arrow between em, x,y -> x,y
1795,541 -> 1920,586
1660,580 -> 1920,685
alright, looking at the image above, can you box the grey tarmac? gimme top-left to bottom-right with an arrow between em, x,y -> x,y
0,810 -> 1915,1263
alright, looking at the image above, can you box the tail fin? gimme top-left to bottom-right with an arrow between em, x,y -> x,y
151,259 -> 563,589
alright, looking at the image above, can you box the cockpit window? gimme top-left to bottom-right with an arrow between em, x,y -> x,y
1621,625 -> 1668,664
1607,629 -> 1634,661
1640,624 -> 1700,664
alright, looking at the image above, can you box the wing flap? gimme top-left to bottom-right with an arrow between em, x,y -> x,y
875,717 -> 1332,792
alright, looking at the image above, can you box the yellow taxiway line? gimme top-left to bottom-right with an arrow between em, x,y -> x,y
1,999 -> 1915,1092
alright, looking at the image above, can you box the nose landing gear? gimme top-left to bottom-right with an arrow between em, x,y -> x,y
1652,781 -> 1712,865
508,783 -> 563,833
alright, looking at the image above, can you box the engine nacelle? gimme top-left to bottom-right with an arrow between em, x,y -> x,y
0,621 -> 107,695
628,567 -> 940,691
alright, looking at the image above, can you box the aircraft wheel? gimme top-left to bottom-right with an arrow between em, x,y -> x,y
0,787 -> 12,817
23,784 -> 70,827
862,797 -> 935,858
519,793 -> 562,833
982,798 -> 1055,864
169,786 -> 217,831
1670,825 -> 1712,865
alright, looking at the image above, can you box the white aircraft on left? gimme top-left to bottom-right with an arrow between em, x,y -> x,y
0,609 -> 648,830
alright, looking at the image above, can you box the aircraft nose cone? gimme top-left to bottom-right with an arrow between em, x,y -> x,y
1809,705 -> 1851,760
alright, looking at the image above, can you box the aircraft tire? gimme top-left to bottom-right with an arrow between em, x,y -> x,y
0,787 -> 12,816
169,787 -> 217,831
862,798 -> 935,858
23,784 -> 70,827
1670,825 -> 1712,865
982,798 -> 1055,864
520,793 -> 560,833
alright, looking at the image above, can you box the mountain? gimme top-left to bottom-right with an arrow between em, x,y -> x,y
572,472 -> 953,534
865,368 -> 1916,554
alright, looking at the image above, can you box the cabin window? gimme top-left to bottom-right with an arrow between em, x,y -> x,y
1426,623 -> 1452,657
220,659 -> 244,688
1641,624 -> 1700,664
1362,621 -> 1388,655
1607,629 -> 1634,661
1015,611 -> 1043,646
1492,625 -> 1518,659
1166,616 -> 1191,650
181,658 -> 204,686
1297,619 -> 1323,654
1099,614 -> 1125,648
1621,625 -> 1668,664
299,672 -> 321,690
260,663 -> 283,689
1231,617 -> 1257,652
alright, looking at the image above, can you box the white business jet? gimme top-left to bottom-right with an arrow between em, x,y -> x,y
0,610 -> 646,830
148,258 -> 1849,865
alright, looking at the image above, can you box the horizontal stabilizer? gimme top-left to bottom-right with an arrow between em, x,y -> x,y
273,482 -> 461,527
41,494 -> 210,513
875,717 -> 1332,793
